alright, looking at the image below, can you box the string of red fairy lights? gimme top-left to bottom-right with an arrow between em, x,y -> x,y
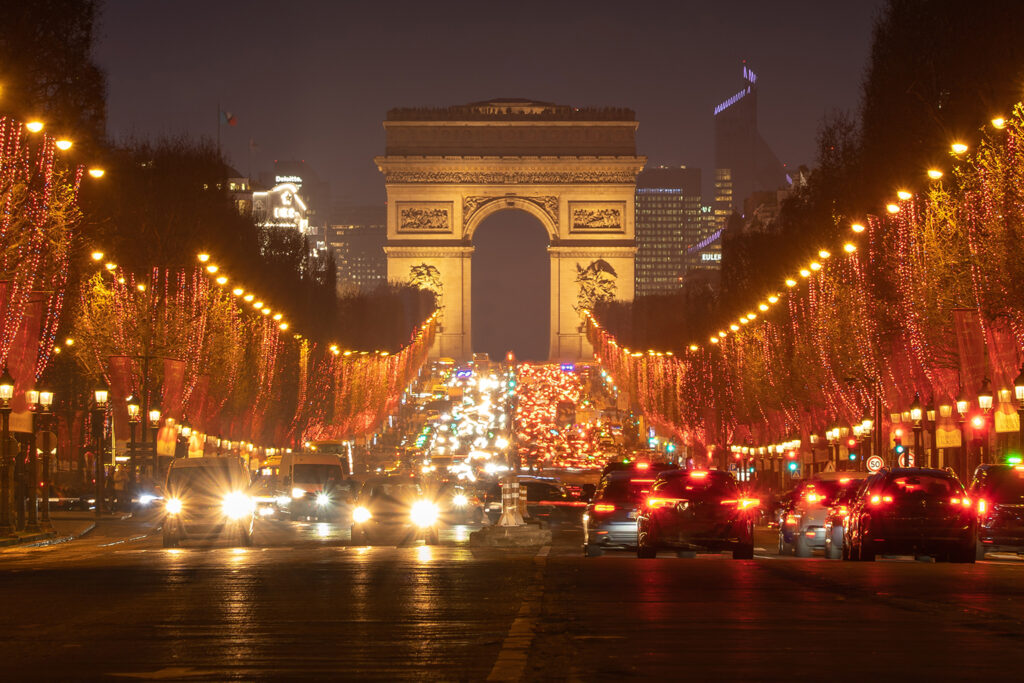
585,100 -> 1024,452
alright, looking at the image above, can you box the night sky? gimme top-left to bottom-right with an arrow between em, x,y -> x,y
94,0 -> 886,359
95,0 -> 884,203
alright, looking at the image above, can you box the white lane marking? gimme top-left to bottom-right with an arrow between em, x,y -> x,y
487,545 -> 550,681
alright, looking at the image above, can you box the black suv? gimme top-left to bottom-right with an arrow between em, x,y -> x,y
970,463 -> 1024,560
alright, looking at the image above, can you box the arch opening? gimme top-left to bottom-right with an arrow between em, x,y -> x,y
471,209 -> 550,361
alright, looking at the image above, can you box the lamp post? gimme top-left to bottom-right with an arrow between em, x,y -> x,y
861,411 -> 874,468
24,386 -> 42,533
910,393 -> 923,468
978,378 -> 994,465
126,394 -> 141,507
1014,364 -> 1024,453
956,389 -> 970,477
925,402 -> 937,469
37,385 -> 54,531
147,404 -> 162,478
92,379 -> 110,518
0,368 -> 14,536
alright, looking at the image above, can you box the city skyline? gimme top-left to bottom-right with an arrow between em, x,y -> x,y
94,1 -> 884,204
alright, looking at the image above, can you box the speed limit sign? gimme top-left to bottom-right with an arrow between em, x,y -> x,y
866,455 -> 884,473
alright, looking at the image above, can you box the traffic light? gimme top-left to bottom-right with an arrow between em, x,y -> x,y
847,437 -> 858,461
893,428 -> 905,456
787,461 -> 799,472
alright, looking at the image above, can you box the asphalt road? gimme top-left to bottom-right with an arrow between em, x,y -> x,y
2,517 -> 1024,681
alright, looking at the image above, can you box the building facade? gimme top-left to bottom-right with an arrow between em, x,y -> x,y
713,64 -> 787,216
634,167 -> 702,295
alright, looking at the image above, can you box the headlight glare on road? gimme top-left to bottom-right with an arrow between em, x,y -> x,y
452,494 -> 468,508
316,493 -> 330,506
165,498 -> 183,515
291,487 -> 305,499
222,491 -> 254,519
411,500 -> 439,527
353,506 -> 372,523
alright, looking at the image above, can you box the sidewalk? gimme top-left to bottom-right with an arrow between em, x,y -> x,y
0,508 -> 160,549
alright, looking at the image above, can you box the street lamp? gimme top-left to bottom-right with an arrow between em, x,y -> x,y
0,367 -> 14,536
978,377 -> 994,413
23,386 -> 42,533
926,401 -> 936,469
148,404 -> 162,477
910,393 -> 923,468
1015,364 -> 1024,452
92,379 -> 110,518
126,394 -> 141,506
37,384 -> 54,531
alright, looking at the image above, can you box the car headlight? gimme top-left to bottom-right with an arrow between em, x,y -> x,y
276,495 -> 290,507
353,506 -> 372,524
452,494 -> 468,508
291,487 -> 305,499
316,493 -> 330,507
411,500 -> 439,527
138,494 -> 156,506
222,492 -> 254,519
165,498 -> 183,515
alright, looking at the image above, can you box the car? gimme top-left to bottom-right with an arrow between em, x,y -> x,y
583,468 -> 667,556
823,475 -> 879,559
970,463 -> 1024,559
843,467 -> 976,562
483,476 -> 576,524
430,482 -> 485,524
779,472 -> 871,557
161,456 -> 255,548
278,451 -> 352,521
635,469 -> 758,560
351,480 -> 440,545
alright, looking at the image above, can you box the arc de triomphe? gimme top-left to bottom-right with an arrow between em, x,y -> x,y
376,99 -> 646,361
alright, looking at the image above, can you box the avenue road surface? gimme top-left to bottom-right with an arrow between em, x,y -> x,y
2,517 -> 1024,681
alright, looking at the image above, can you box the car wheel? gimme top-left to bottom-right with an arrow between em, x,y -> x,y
733,542 -> 754,560
975,541 -> 987,561
162,529 -> 179,548
824,528 -> 841,559
794,531 -> 811,558
585,543 -> 604,558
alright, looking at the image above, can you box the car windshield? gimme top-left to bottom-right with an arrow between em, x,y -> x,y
370,484 -> 420,501
294,463 -> 344,484
883,474 -> 959,498
167,461 -> 247,496
980,468 -> 1024,503
599,476 -> 657,503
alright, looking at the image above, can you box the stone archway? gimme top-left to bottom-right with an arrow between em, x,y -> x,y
377,99 -> 646,361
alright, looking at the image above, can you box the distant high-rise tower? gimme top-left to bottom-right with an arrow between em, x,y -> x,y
713,64 -> 787,216
634,167 -> 703,295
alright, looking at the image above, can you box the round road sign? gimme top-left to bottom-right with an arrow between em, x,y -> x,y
866,455 -> 884,473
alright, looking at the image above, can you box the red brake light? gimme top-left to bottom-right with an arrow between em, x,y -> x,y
593,503 -> 615,512
738,497 -> 759,510
978,499 -> 988,515
690,470 -> 708,479
870,494 -> 892,506
636,462 -> 650,470
961,497 -> 971,508
646,497 -> 679,509
839,477 -> 851,484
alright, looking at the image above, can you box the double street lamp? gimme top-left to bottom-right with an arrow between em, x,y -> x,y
25,384 -> 54,533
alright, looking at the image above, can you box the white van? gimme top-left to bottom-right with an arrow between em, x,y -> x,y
279,451 -> 355,521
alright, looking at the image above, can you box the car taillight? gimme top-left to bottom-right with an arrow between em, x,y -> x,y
647,497 -> 680,509
593,503 -> 615,513
978,499 -> 988,515
690,471 -> 708,479
722,498 -> 760,509
950,497 -> 972,508
869,494 -> 893,506
806,493 -> 819,503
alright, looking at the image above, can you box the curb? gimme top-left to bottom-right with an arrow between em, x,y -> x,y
0,521 -> 99,550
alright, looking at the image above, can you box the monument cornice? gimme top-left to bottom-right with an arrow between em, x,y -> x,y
375,155 -> 646,185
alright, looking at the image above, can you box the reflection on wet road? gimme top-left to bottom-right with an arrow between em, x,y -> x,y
2,519 -> 1024,680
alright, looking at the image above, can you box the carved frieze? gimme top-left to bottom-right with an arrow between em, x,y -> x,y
569,202 -> 626,233
397,202 -> 452,233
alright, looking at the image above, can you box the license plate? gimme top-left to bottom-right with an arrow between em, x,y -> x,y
628,510 -> 637,519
